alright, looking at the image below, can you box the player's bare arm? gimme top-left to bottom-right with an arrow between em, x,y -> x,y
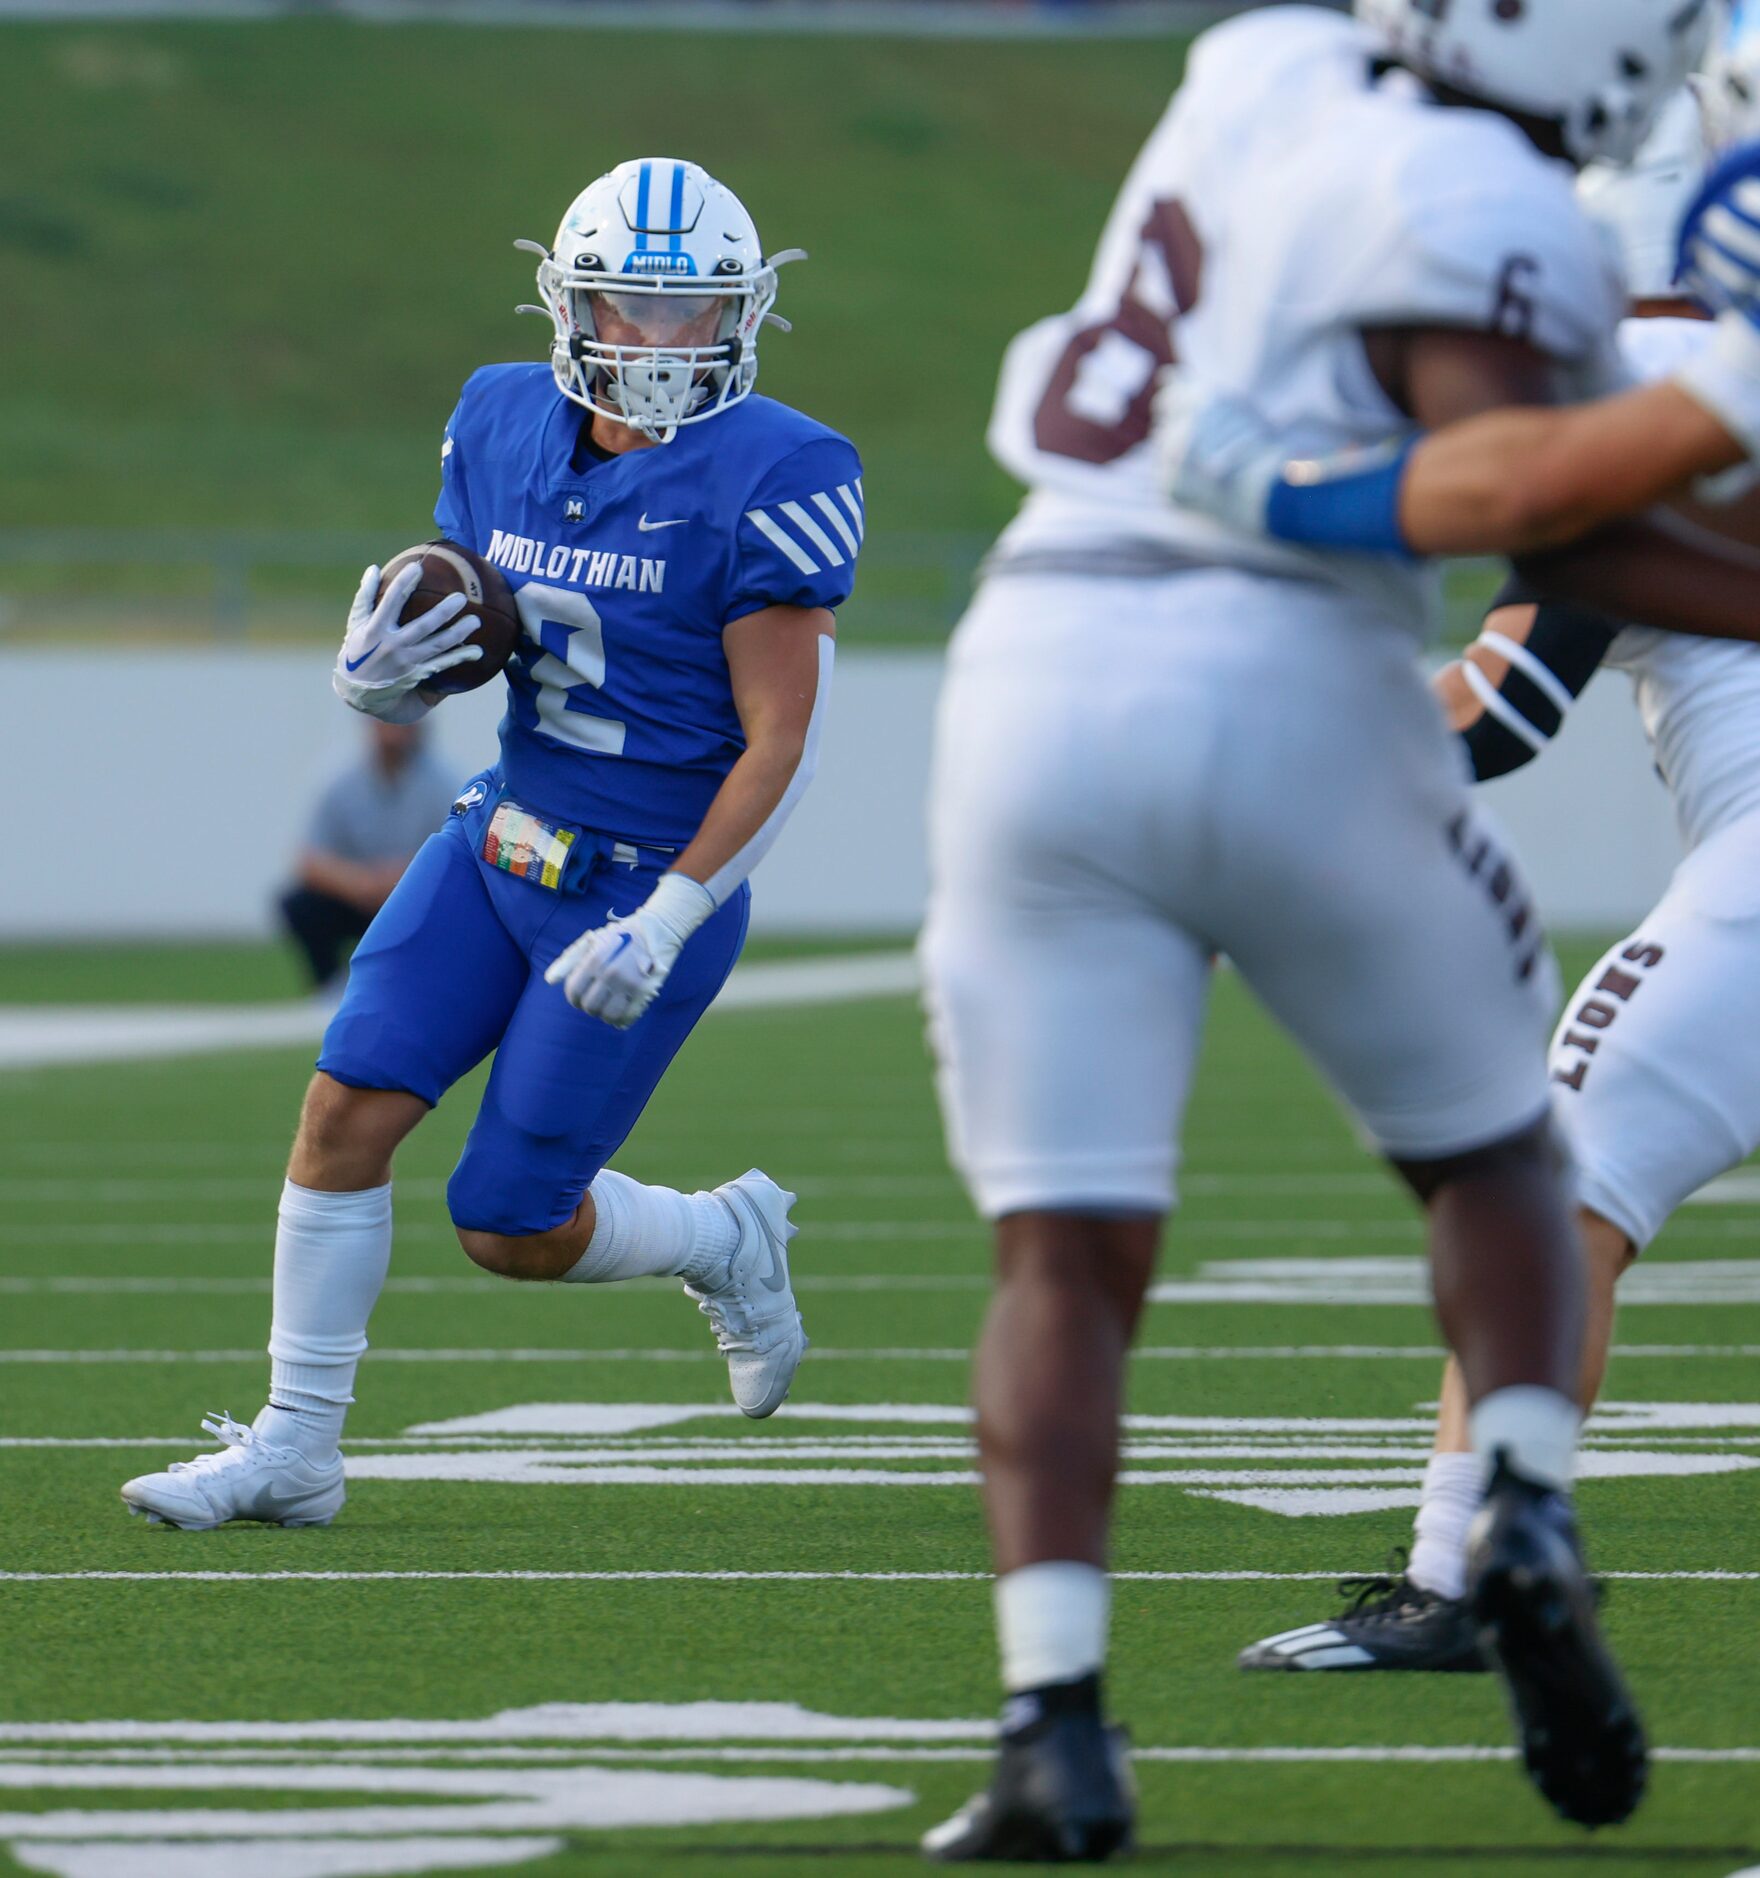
1394,378 -> 1742,553
295,849 -> 405,919
545,606 -> 834,1030
1161,138 -> 1760,614
1321,321 -> 1760,641
672,604 -> 833,891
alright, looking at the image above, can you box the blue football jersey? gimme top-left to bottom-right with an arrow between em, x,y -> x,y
435,364 -> 863,844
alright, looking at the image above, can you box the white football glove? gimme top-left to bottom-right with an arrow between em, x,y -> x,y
1154,376 -> 1289,537
332,562 -> 481,722
544,872 -> 717,1029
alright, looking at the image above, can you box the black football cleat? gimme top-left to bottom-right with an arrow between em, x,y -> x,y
922,1678 -> 1135,1863
1239,1552 -> 1490,1673
1468,1455 -> 1648,1829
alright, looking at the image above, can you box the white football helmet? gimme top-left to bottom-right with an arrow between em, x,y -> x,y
1578,86 -> 1710,299
1702,37 -> 1760,148
1356,0 -> 1719,166
518,158 -> 800,443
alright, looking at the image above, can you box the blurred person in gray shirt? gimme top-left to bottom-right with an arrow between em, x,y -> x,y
278,720 -> 459,991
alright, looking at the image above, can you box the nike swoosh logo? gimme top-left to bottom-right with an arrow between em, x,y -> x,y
758,1230 -> 789,1294
343,651 -> 375,672
637,514 -> 689,532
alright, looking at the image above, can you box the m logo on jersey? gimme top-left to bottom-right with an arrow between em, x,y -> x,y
485,529 -> 665,594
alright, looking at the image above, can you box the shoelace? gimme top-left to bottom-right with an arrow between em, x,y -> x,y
165,1411 -> 257,1476
687,1286 -> 762,1351
1334,1547 -> 1419,1620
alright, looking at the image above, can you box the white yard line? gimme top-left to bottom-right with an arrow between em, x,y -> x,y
4,1344 -> 1757,1363
0,953 -> 917,1073
2,1569 -> 1755,1584
1,1741 -> 1755,1766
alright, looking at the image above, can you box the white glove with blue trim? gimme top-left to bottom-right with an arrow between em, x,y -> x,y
1155,376 -> 1289,536
333,562 -> 480,723
1672,140 -> 1760,463
545,872 -> 717,1029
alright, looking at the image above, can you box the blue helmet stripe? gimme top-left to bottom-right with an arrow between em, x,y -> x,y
668,160 -> 685,252
635,160 -> 652,252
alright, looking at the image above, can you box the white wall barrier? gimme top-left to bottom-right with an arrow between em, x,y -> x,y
0,646 -> 1678,942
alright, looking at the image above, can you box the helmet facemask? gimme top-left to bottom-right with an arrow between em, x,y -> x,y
533,259 -> 778,443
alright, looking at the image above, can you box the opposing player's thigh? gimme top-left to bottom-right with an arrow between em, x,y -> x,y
1219,753 -> 1554,1163
1551,828 -> 1760,1248
446,886 -> 750,1238
923,870 -> 1212,1221
317,819 -> 530,1107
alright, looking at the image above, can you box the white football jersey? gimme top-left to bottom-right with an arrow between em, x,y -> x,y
985,4 -> 1627,636
1606,315 -> 1760,851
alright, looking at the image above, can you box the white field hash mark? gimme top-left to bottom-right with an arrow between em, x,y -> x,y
3,1700 -> 1757,1878
5,1569 -> 1759,1584
7,1344 -> 1760,1365
44,1400 -> 1760,1520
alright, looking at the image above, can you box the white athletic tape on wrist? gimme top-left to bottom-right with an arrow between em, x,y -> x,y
642,869 -> 718,948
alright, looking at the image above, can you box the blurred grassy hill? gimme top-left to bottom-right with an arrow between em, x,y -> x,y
0,19 -> 1193,638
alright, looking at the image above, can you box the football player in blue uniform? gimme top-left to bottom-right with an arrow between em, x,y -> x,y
122,158 -> 863,1530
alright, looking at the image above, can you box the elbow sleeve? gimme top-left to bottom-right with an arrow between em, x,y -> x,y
1457,574 -> 1619,784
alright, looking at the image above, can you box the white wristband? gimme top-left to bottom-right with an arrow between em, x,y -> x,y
643,870 -> 717,950
1672,312 -> 1760,462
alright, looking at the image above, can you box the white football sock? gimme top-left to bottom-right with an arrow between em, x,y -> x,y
561,1169 -> 739,1286
258,1179 -> 392,1461
1469,1384 -> 1581,1494
995,1561 -> 1111,1693
1406,1452 -> 1486,1601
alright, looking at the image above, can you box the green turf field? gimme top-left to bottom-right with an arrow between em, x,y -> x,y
0,18 -> 1195,645
2,938 -> 1758,1875
0,16 -> 1510,648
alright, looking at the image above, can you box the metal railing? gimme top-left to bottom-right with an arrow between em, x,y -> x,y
0,526 -> 994,646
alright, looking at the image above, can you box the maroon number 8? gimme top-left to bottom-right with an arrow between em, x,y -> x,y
1032,198 -> 1204,466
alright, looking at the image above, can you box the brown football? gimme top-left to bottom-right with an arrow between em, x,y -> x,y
379,539 -> 520,695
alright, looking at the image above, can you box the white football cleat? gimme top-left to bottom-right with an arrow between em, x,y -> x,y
686,1169 -> 807,1418
119,1413 -> 345,1531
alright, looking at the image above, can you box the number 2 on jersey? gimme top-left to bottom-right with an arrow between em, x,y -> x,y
1034,198 -> 1203,465
514,583 -> 628,756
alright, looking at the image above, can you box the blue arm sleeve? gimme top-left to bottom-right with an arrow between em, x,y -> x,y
1262,436 -> 1420,558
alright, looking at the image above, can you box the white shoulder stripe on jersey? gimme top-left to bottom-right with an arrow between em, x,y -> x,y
835,484 -> 865,542
746,506 -> 821,575
812,490 -> 860,557
781,499 -> 845,568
